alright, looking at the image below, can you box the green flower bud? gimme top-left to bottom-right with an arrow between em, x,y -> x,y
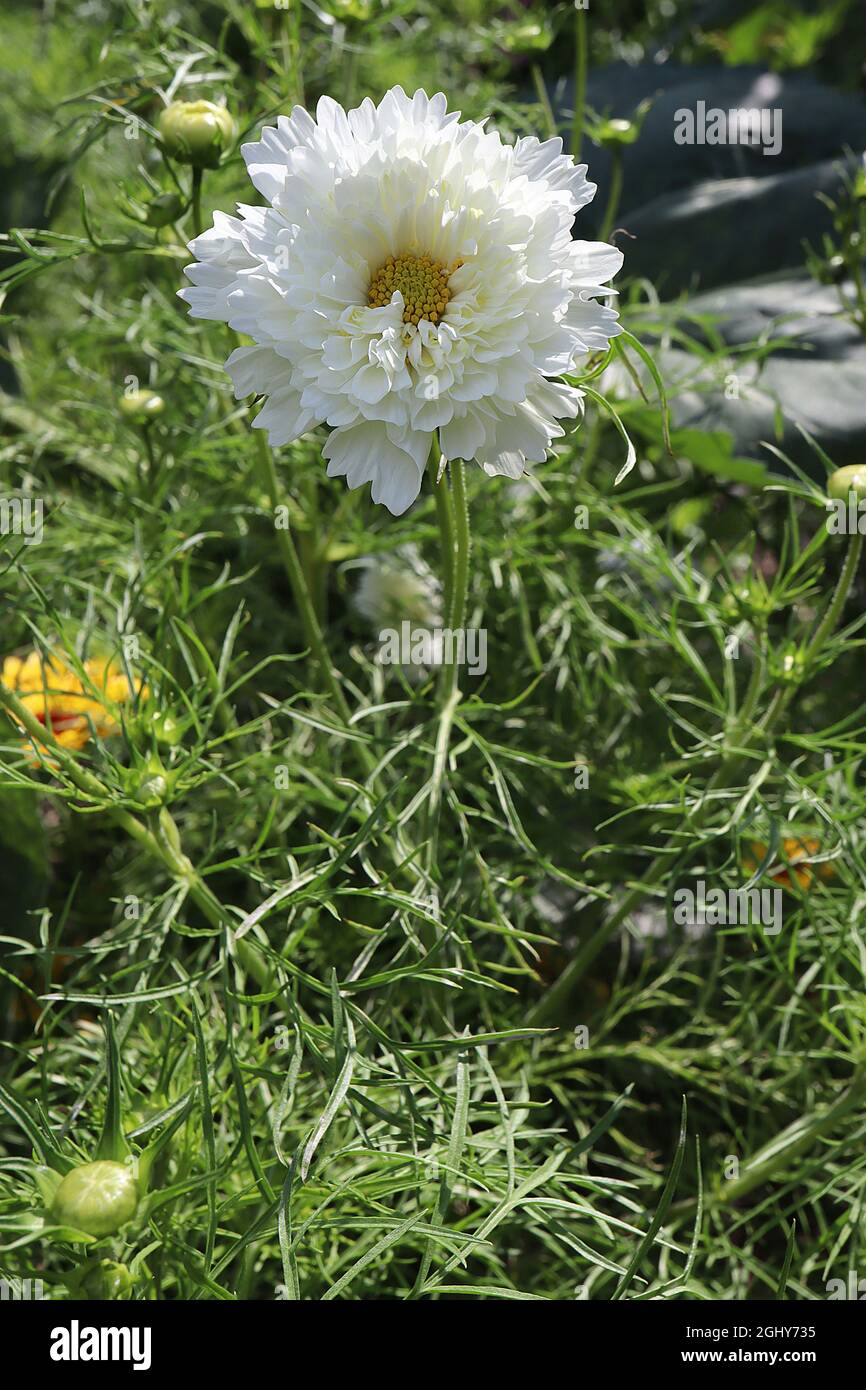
152,712 -> 181,744
328,0 -> 374,19
120,388 -> 164,424
135,774 -> 168,808
50,1161 -> 139,1238
81,1260 -> 134,1300
159,100 -> 236,169
126,708 -> 184,749
598,118 -> 637,149
128,754 -> 169,808
720,577 -> 773,622
828,465 -> 866,502
144,191 -> 186,228
498,18 -> 554,53
770,643 -> 807,686
590,99 -> 651,151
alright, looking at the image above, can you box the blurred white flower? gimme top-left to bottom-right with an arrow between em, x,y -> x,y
354,546 -> 442,681
181,86 -> 623,513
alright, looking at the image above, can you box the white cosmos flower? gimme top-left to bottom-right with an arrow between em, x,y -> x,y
354,545 -> 443,682
180,86 -> 623,515
354,544 -> 442,629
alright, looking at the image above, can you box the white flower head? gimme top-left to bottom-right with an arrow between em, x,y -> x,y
354,544 -> 441,631
181,86 -> 623,514
354,545 -> 444,683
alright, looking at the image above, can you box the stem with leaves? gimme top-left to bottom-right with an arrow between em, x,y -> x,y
527,526 -> 864,1026
0,680 -> 270,989
425,457 -> 471,874
251,429 -> 352,728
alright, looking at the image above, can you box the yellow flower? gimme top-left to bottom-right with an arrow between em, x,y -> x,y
743,837 -> 836,893
1,650 -> 143,752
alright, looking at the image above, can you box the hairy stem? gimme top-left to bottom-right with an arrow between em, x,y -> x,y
429,442 -> 454,624
447,459 -> 470,634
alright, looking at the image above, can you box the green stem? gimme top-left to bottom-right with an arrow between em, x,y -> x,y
118,807 -> 221,928
731,638 -> 766,734
447,459 -> 470,634
424,459 -> 471,873
293,0 -> 305,106
116,808 -> 272,987
251,429 -> 350,725
761,530 -> 863,734
572,4 -> 588,165
429,443 -> 454,625
717,1068 -> 866,1205
191,167 -> 204,239
802,529 -> 863,669
531,63 -> 557,142
599,148 -> 623,243
248,419 -> 423,884
299,471 -> 322,621
425,681 -> 461,878
343,27 -> 359,110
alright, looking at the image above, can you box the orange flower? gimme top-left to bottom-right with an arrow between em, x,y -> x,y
743,837 -> 836,892
1,650 -> 143,752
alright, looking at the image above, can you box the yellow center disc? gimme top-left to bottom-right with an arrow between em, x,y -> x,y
367,253 -> 463,326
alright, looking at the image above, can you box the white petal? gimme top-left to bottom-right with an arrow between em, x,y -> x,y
253,389 -> 319,448
570,240 -> 624,285
479,451 -> 525,480
323,422 -> 424,515
350,363 -> 391,404
440,412 -> 487,460
225,345 -> 289,400
512,135 -> 597,211
240,109 -> 316,201
385,426 -> 432,472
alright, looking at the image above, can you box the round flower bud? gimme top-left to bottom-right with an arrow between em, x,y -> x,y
144,192 -> 186,228
498,19 -> 553,53
598,118 -> 637,149
828,465 -> 866,502
159,100 -> 236,169
135,773 -> 168,807
50,1161 -> 139,1238
81,1260 -> 134,1300
151,711 -> 182,745
119,388 -> 164,424
328,0 -> 374,18
128,754 -> 169,808
771,643 -> 807,686
720,578 -> 773,623
824,254 -> 848,285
